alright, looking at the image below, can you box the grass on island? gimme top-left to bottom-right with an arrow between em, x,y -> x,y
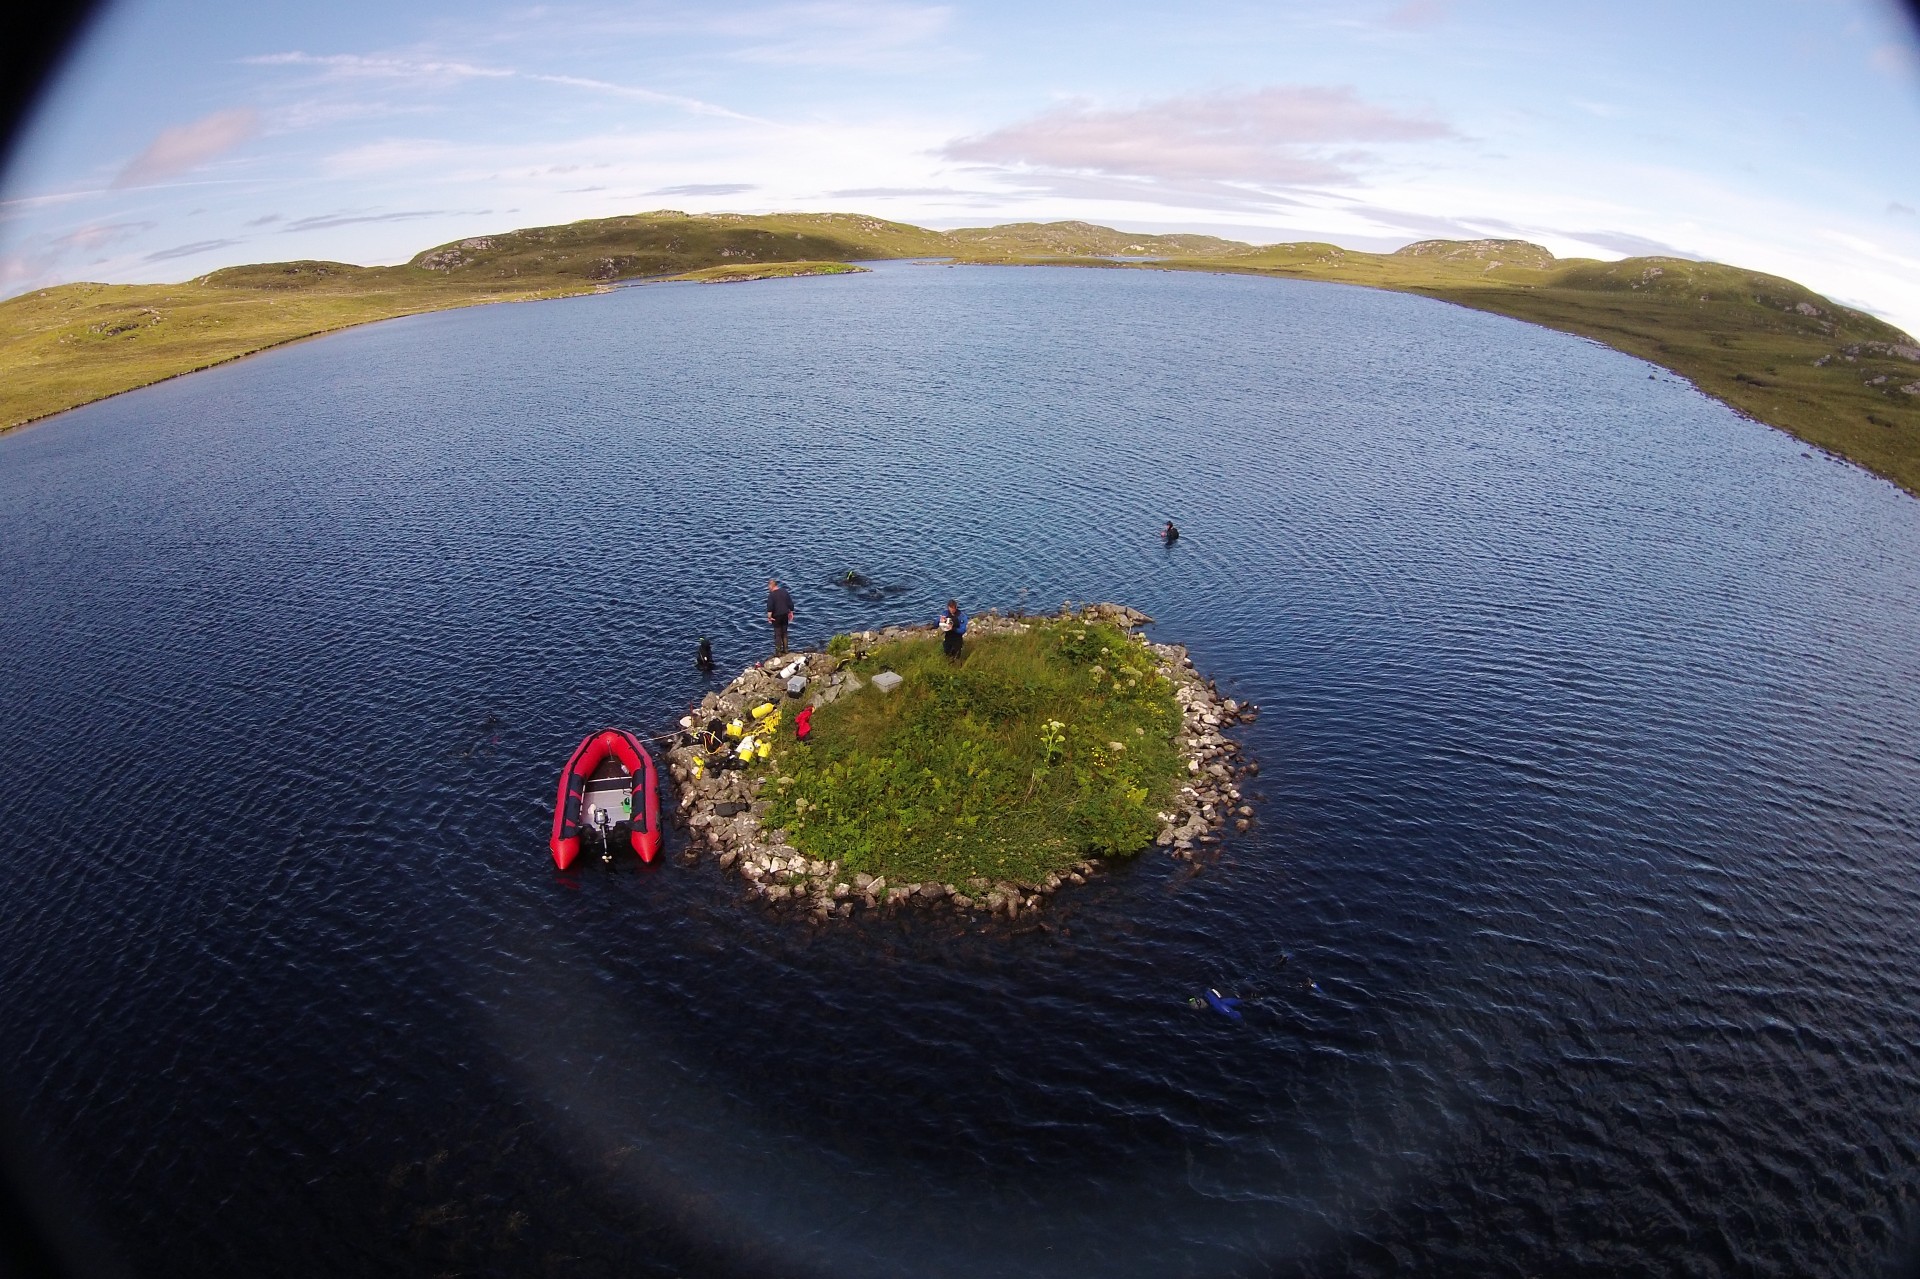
663,261 -> 869,284
759,619 -> 1183,886
4,212 -> 1917,498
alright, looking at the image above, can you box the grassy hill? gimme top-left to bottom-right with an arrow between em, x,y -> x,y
943,220 -> 1259,260
2,211 -> 1915,495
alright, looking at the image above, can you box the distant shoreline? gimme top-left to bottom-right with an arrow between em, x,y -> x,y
3,211 -> 1914,497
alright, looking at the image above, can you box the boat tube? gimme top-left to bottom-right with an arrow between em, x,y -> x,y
550,728 -> 661,868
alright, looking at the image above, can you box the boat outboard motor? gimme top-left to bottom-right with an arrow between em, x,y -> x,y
595,808 -> 614,863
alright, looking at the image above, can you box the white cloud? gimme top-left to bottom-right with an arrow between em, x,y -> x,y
943,86 -> 1456,187
113,108 -> 261,188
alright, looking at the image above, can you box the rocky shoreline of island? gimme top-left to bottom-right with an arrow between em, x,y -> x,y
662,603 -> 1260,922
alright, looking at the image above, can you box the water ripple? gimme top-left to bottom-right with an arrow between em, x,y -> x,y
2,264 -> 1919,1277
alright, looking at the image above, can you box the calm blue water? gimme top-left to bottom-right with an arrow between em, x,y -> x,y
3,263 -> 1919,1278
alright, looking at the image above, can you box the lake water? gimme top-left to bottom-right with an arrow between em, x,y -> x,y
3,262 -> 1919,1278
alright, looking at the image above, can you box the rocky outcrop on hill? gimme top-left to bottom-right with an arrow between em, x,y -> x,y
1394,239 -> 1557,270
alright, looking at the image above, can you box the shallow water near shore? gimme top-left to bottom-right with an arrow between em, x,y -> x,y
3,262 -> 1920,1277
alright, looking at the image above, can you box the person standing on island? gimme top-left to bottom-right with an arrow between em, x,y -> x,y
940,598 -> 967,661
766,578 -> 796,656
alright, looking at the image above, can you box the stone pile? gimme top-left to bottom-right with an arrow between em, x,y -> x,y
1143,637 -> 1261,858
662,603 -> 1258,922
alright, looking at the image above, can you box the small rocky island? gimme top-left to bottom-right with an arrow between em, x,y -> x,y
665,604 -> 1259,921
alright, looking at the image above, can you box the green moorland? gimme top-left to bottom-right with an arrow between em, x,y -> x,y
3,212 -> 1917,495
760,618 -> 1184,886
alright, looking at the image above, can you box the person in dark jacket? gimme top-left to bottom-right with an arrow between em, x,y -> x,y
766,578 -> 796,656
1162,519 -> 1180,544
940,598 -> 967,660
695,636 -> 715,673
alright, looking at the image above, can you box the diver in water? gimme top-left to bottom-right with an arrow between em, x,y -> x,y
696,636 -> 715,673
1163,519 -> 1180,545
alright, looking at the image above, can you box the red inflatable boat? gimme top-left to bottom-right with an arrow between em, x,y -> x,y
550,728 -> 661,869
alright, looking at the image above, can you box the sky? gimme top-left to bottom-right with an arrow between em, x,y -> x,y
4,0 -> 1920,333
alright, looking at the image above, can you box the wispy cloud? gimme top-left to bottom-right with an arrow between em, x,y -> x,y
1382,0 -> 1448,29
1565,229 -> 1700,259
0,221 -> 160,293
246,51 -> 760,121
51,221 -> 157,251
647,183 -> 758,196
144,238 -> 245,262
1313,201 -> 1505,242
828,185 -> 973,197
727,2 -> 954,69
113,108 -> 261,188
943,86 -> 1456,187
1869,43 -> 1917,77
1818,227 -> 1920,274
318,139 -> 461,179
282,210 -> 447,232
990,169 -> 1312,211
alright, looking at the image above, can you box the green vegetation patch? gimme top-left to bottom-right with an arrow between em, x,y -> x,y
762,619 -> 1183,885
664,260 -> 869,284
